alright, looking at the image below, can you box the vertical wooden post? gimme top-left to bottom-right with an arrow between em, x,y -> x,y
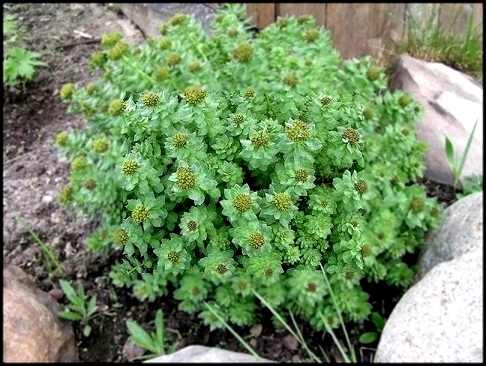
246,3 -> 276,29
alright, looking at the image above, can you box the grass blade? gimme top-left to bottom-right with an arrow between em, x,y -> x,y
204,302 -> 263,362
457,118 -> 479,182
16,215 -> 64,276
319,264 -> 357,363
155,310 -> 166,355
126,319 -> 157,354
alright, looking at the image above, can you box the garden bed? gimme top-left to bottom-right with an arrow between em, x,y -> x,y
3,3 -> 458,363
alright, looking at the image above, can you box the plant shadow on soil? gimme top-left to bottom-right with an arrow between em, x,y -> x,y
3,2 -> 459,363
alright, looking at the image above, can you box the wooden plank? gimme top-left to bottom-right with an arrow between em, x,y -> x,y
325,3 -> 407,60
366,3 -> 407,61
473,3 -> 483,30
246,3 -> 276,29
439,3 -> 476,38
276,3 -> 326,26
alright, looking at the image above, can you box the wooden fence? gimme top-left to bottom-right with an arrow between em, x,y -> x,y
207,3 -> 483,59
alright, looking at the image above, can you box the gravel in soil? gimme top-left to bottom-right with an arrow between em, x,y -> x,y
3,2 -> 458,363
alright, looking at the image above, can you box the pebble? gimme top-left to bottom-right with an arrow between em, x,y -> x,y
42,195 -> 53,203
283,335 -> 299,351
49,288 -> 64,301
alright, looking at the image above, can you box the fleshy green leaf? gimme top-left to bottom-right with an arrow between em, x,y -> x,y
359,332 -> 378,344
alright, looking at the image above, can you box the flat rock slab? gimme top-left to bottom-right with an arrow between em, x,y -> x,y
144,345 -> 273,363
118,3 -> 217,38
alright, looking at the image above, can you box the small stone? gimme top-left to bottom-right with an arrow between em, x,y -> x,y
49,288 -> 64,301
292,355 -> 301,363
42,195 -> 53,204
249,338 -> 257,348
122,339 -> 145,362
64,242 -> 75,258
283,335 -> 298,351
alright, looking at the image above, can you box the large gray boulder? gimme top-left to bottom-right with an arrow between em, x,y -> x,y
144,345 -> 273,363
418,191 -> 483,279
375,193 -> 483,363
389,54 -> 483,188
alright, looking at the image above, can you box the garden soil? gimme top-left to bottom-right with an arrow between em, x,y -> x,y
2,3 -> 456,363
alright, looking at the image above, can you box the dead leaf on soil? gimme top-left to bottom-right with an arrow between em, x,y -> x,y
250,323 -> 263,337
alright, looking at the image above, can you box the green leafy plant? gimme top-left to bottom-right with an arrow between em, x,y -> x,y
456,174 -> 483,199
3,13 -> 47,88
57,280 -> 98,337
445,118 -> 479,194
359,312 -> 386,344
55,4 -> 443,340
126,309 -> 180,360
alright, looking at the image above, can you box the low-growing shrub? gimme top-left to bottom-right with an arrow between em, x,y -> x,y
56,4 -> 442,331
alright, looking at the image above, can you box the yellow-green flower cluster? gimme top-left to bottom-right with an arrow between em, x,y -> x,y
188,61 -> 201,73
108,41 -> 128,61
122,158 -> 139,175
244,88 -> 255,99
113,228 -> 129,246
108,99 -> 125,116
248,232 -> 265,250
71,156 -> 86,171
92,138 -> 109,153
366,67 -> 380,81
233,42 -> 252,63
167,53 -> 181,67
294,169 -> 308,182
142,92 -> 159,107
88,52 -> 107,68
60,83 -> 75,100
85,83 -> 97,95
101,31 -> 123,47
155,66 -> 171,81
233,193 -> 252,213
283,73 -> 298,87
159,37 -> 171,50
410,197 -> 425,213
250,131 -> 270,147
342,128 -> 360,144
233,114 -> 245,126
168,13 -> 187,26
168,251 -> 181,263
286,120 -> 309,142
84,179 -> 97,190
272,193 -> 292,211
183,86 -> 206,105
362,107 -> 373,120
132,205 -> 150,222
304,28 -> 319,42
175,167 -> 196,190
321,96 -> 332,105
55,131 -> 69,146
354,179 -> 368,194
172,133 -> 188,149
59,185 -> 73,204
